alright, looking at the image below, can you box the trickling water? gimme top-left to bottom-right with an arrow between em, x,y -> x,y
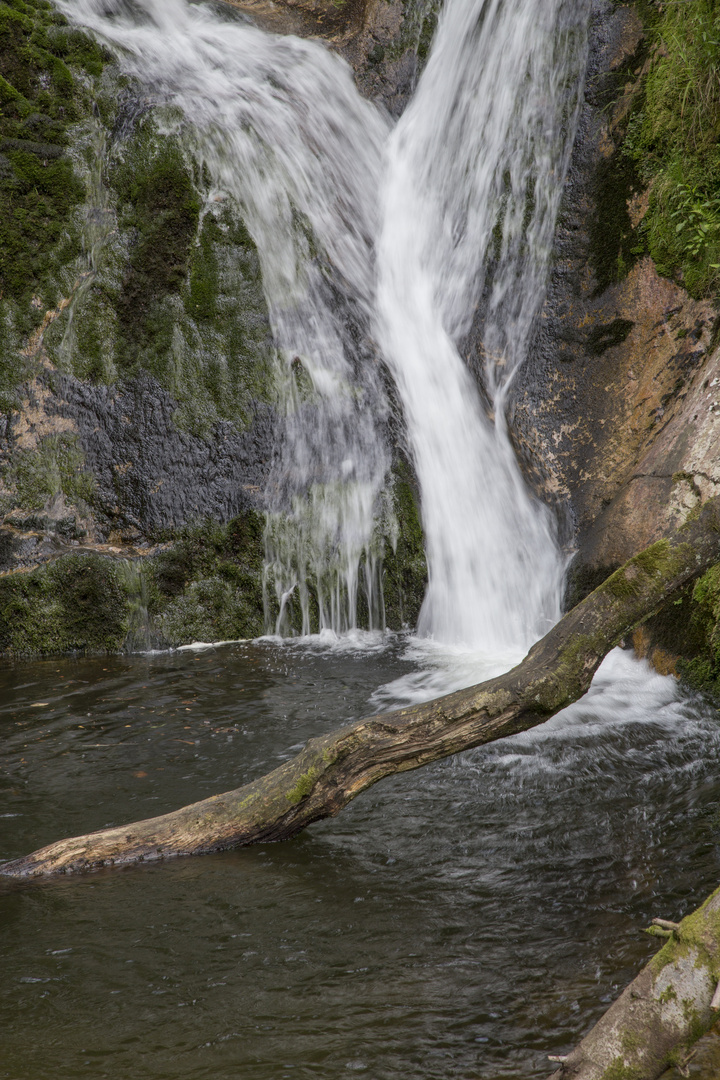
59,0 -> 589,651
117,560 -> 157,652
60,0 -> 392,637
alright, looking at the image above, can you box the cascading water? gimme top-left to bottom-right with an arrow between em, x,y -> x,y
59,0 -> 590,658
60,0 -> 392,637
377,0 -> 589,652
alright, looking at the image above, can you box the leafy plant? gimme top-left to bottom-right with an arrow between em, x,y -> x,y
622,0 -> 720,298
670,183 -> 720,259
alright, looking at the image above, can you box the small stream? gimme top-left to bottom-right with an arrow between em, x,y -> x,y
2,641 -> 720,1078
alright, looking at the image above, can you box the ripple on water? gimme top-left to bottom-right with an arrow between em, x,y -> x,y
1,644 -> 719,1079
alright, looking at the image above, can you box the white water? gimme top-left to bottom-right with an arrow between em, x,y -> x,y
378,0 -> 589,650
59,0 -> 589,662
60,0 -> 392,637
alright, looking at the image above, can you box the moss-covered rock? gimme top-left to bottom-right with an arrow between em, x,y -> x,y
674,564 -> 720,697
0,508 -> 270,655
0,2 -> 275,437
113,136 -> 201,369
383,458 -> 427,631
618,558 -> 720,698
148,510 -> 267,645
0,0 -> 108,411
38,102 -> 276,438
6,431 -> 94,511
0,550 -> 128,654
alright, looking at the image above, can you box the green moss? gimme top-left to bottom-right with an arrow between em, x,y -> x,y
382,458 -> 428,631
171,202 -> 274,435
0,507 -> 271,655
416,6 -> 438,65
535,630 -> 607,712
71,114 -> 276,434
377,0 -> 437,68
285,764 -> 322,805
0,0 -> 109,410
0,4 -> 275,440
599,1057 -> 643,1080
623,0 -> 720,298
159,575 -> 255,646
0,551 -> 128,655
5,432 -> 95,510
649,885 -> 720,980
606,568 -> 641,600
113,133 -> 201,369
148,510 -> 266,645
0,0 -> 105,306
600,541 -> 679,602
673,562 -> 720,696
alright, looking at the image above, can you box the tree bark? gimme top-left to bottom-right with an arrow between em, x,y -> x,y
2,497 -> 720,881
549,886 -> 720,1080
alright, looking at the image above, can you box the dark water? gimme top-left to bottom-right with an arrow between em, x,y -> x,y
2,640 -> 720,1079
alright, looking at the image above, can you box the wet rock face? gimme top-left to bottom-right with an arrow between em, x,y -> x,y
0,367 -> 275,545
0,0 -> 429,652
509,0 -> 720,588
48,370 -> 275,541
223,0 -> 432,116
0,12 -> 279,562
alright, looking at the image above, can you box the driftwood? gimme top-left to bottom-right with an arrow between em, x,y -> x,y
549,886 -> 720,1079
3,496 -> 720,881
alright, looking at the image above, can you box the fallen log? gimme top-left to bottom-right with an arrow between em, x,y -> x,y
549,883 -> 720,1080
2,496 -> 720,880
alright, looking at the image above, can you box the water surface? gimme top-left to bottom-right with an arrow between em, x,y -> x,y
2,642 -> 720,1078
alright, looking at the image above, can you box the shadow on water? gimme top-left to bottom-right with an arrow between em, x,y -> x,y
2,643 -> 720,1078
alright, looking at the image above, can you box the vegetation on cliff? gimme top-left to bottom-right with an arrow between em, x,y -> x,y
149,511 -> 266,645
0,550 -> 128,654
0,0 -> 275,440
0,479 -> 427,655
0,0 -> 107,411
625,0 -> 720,298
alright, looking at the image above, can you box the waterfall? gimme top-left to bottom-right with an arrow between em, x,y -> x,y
377,0 -> 589,650
59,0 -> 590,654
59,0 -> 391,637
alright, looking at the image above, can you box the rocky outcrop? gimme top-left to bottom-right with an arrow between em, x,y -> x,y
224,0 -> 434,116
23,369 -> 273,540
510,0 -> 720,594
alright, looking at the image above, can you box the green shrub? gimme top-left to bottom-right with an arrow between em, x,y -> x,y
625,0 -> 720,297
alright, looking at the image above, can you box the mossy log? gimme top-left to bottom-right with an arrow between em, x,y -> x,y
549,886 -> 720,1080
3,497 -> 720,881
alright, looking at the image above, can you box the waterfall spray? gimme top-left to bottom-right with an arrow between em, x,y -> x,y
59,0 -> 391,636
